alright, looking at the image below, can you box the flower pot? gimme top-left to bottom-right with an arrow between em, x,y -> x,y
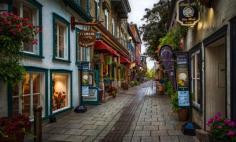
178,108 -> 188,121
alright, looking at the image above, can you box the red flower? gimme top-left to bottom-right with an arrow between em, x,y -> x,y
227,130 -> 236,137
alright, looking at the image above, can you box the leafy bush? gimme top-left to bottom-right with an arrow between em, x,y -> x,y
170,91 -> 178,112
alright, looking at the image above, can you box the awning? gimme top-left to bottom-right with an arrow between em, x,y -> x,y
120,56 -> 130,64
94,40 -> 119,56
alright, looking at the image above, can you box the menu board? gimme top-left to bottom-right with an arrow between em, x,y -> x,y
178,91 -> 190,107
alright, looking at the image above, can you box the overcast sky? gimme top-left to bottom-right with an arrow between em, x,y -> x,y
128,0 -> 159,70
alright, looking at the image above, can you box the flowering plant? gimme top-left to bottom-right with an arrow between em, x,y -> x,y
207,112 -> 236,141
0,12 -> 41,83
0,114 -> 31,141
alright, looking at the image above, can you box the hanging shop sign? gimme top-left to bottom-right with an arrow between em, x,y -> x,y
176,52 -> 190,107
176,0 -> 200,26
159,45 -> 177,90
79,30 -> 96,47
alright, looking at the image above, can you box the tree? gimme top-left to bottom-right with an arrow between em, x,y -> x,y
140,1 -> 172,60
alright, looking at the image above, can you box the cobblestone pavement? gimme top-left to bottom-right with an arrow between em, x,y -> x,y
42,81 -> 194,142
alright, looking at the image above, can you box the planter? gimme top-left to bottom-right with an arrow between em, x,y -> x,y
178,108 -> 188,121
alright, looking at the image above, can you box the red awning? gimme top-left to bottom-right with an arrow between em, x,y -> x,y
120,56 -> 130,64
94,40 -> 119,56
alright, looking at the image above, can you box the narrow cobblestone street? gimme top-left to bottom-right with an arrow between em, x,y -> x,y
43,81 -> 194,142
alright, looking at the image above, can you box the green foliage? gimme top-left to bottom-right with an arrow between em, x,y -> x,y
165,80 -> 174,97
170,91 -> 178,112
145,69 -> 155,79
159,25 -> 188,50
130,80 -> 140,87
140,1 -> 171,60
0,35 -> 25,83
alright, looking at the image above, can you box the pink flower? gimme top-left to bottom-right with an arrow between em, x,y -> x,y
207,118 -> 214,126
227,130 -> 236,137
217,125 -> 223,129
228,121 -> 236,127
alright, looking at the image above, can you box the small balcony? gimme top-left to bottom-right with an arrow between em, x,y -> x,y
116,38 -> 128,50
111,0 -> 131,18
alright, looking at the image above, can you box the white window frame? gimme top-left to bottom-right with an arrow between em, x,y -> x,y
191,50 -> 201,108
104,9 -> 109,30
13,72 -> 45,120
17,0 -> 39,55
55,20 -> 68,60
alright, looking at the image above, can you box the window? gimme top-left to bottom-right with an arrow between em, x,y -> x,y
112,18 -> 115,35
95,0 -> 99,20
13,0 -> 42,56
12,72 -> 45,120
191,51 -> 202,109
81,47 -> 91,62
53,13 -> 70,62
52,73 -> 71,112
104,9 -> 109,30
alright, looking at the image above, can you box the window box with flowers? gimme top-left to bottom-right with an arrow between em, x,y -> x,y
0,114 -> 31,142
206,112 -> 236,142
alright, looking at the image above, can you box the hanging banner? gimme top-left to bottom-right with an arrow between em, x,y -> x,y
176,0 -> 200,26
79,30 -> 96,47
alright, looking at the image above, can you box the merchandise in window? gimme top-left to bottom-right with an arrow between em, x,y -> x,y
191,51 -> 202,109
52,73 -> 70,112
13,0 -> 40,55
12,72 -> 45,120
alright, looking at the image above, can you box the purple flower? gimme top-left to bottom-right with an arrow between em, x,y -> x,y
227,130 -> 236,137
228,121 -> 236,127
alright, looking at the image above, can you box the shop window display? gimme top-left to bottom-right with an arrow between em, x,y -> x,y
52,73 -> 70,112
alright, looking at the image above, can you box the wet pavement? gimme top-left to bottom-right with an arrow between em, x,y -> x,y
42,81 -> 194,142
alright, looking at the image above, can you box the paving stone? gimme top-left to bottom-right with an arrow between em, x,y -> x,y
151,130 -> 168,136
131,137 -> 141,142
122,136 -> 132,142
178,136 -> 195,142
160,136 -> 179,142
81,124 -> 97,130
141,136 -> 160,142
81,130 -> 100,136
168,130 -> 183,136
133,131 -> 150,137
143,126 -> 159,131
65,135 -> 87,142
47,134 -> 70,141
64,129 -> 85,135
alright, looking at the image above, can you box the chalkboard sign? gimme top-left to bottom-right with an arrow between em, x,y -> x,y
178,91 -> 190,107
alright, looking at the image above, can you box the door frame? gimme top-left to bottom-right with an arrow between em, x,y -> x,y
203,25 -> 228,129
230,16 -> 236,121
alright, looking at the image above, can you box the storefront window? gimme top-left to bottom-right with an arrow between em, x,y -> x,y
52,73 -> 70,112
12,72 -> 45,120
191,51 -> 202,109
81,47 -> 91,62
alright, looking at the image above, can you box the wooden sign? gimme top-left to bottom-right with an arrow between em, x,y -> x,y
79,30 -> 96,47
176,0 -> 200,26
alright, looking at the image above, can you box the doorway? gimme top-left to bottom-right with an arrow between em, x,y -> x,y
205,37 -> 226,126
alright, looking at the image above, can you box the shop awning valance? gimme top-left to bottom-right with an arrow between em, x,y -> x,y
120,56 -> 130,64
94,40 -> 119,56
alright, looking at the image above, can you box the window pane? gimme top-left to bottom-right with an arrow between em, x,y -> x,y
12,84 -> 20,115
23,73 -> 30,95
197,53 -> 201,79
52,73 -> 69,111
23,2 -> 38,53
197,79 -> 201,104
33,73 -> 41,93
22,95 -> 30,116
59,24 -> 65,58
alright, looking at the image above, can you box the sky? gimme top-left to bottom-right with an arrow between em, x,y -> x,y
128,0 -> 159,70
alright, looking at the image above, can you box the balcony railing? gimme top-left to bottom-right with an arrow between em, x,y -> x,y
116,38 -> 128,50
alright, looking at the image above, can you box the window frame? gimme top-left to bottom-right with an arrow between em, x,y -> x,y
13,0 -> 43,58
52,13 -> 71,63
50,69 -> 72,115
190,49 -> 202,112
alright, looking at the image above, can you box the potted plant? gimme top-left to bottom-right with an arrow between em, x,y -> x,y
0,114 -> 31,142
207,112 -> 236,142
